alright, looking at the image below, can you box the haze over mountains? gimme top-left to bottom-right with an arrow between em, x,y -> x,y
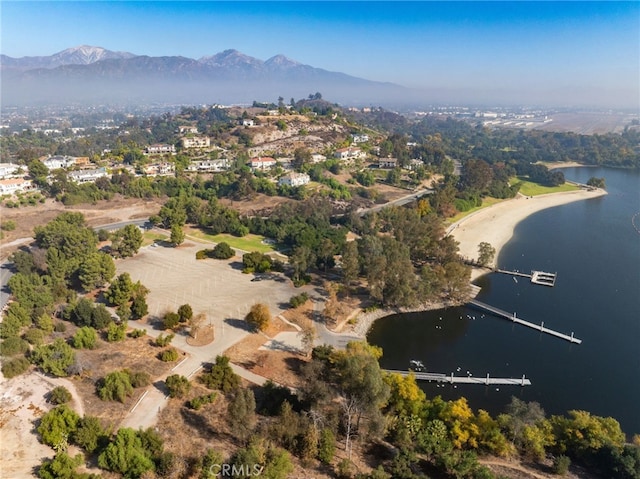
1,45 -> 408,107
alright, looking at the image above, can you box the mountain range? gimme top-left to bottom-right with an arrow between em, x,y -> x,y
1,45 -> 408,107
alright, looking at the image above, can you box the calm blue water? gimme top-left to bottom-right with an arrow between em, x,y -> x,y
368,167 -> 640,436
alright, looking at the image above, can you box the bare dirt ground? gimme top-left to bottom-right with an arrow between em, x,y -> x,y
218,193 -> 292,216
535,111 -> 638,134
0,196 -> 163,260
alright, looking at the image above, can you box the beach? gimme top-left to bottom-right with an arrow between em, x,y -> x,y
449,188 -> 607,279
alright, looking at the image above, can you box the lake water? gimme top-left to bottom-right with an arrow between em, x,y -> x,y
368,167 -> 640,436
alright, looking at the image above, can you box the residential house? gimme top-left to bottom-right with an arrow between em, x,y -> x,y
240,119 -> 255,127
311,154 -> 327,164
43,155 -> 76,170
146,144 -> 176,155
278,172 -> 310,188
378,158 -> 398,169
250,157 -> 277,170
334,147 -> 365,161
182,137 -> 211,149
408,159 -> 424,170
352,134 -> 369,144
143,163 -> 175,177
276,157 -> 293,170
0,163 -> 21,178
0,178 -> 34,195
178,125 -> 199,134
68,168 -> 108,184
185,159 -> 230,172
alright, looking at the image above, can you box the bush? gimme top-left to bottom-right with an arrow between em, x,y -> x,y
289,292 -> 309,308
37,405 -> 80,448
160,348 -> 180,362
129,329 -> 146,338
98,370 -> 133,402
165,374 -> 191,398
0,336 -> 29,356
552,455 -> 571,475
106,322 -> 127,342
187,392 -> 216,410
155,333 -> 174,347
177,304 -> 193,322
212,242 -> 234,259
1,220 -> 16,231
1,356 -> 30,378
72,326 -> 98,349
54,322 -> 67,333
245,303 -> 271,332
31,338 -> 76,377
72,416 -> 107,453
162,312 -> 180,330
49,386 -> 72,405
24,327 -> 45,346
130,371 -> 151,388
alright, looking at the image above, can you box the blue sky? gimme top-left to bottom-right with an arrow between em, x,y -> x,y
2,1 -> 638,107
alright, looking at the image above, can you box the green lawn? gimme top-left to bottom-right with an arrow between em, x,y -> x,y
447,197 -> 504,224
142,230 -> 169,246
513,177 -> 579,196
185,228 -> 275,253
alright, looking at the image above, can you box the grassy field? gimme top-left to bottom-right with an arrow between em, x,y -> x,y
185,228 -> 275,253
142,230 -> 169,246
513,177 -> 579,196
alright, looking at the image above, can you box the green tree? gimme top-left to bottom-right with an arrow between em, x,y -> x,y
212,241 -> 234,259
78,252 -> 115,291
227,388 -> 257,441
72,416 -> 107,453
98,370 -> 134,403
49,386 -> 72,405
38,452 -> 88,479
130,295 -> 148,320
552,454 -> 571,475
477,242 -> 496,267
162,311 -> 180,330
177,304 -> 193,322
72,326 -> 97,349
98,428 -> 155,478
110,224 -> 143,258
106,322 -> 127,342
200,355 -> 240,392
245,303 -> 271,331
31,339 -> 76,377
160,348 -> 179,362
38,405 -> 80,449
341,240 -> 360,289
1,357 -> 30,378
105,273 -> 134,307
165,374 -> 191,398
318,428 -> 336,464
170,224 -> 185,246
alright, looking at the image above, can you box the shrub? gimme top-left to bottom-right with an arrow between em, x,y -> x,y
1,220 -> 16,231
106,322 -> 127,342
160,348 -> 179,362
31,338 -> 76,377
187,392 -> 217,410
98,370 -> 133,402
162,312 -> 180,330
0,336 -> 29,356
72,326 -> 97,349
54,322 -> 67,333
177,304 -> 193,322
289,292 -> 309,308
1,356 -> 30,378
245,303 -> 271,331
212,242 -> 234,259
49,386 -> 72,405
155,333 -> 174,347
552,455 -> 571,475
129,329 -> 146,338
200,355 -> 240,392
72,416 -> 106,453
130,371 -> 151,388
37,405 -> 80,448
165,374 -> 191,398
24,327 -> 45,346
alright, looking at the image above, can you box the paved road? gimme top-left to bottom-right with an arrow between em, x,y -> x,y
356,188 -> 433,216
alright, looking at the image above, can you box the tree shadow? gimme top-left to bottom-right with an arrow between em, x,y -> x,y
228,261 -> 244,271
283,356 -> 306,374
152,379 -> 169,396
223,317 -> 252,332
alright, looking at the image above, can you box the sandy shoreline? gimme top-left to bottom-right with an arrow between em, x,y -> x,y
351,186 -> 607,338
449,188 -> 607,279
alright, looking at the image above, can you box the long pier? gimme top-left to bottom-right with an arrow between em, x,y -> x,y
384,369 -> 531,386
469,299 -> 582,344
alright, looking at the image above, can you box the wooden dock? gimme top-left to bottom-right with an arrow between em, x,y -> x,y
469,299 -> 582,344
384,369 -> 531,386
495,269 -> 557,287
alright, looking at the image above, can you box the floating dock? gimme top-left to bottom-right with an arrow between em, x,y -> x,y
384,369 -> 531,386
495,269 -> 557,287
469,299 -> 582,344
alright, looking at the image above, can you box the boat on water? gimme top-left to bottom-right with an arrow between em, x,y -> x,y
409,359 -> 425,371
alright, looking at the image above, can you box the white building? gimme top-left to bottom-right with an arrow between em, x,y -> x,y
311,154 -> 326,164
250,157 -> 277,170
178,125 -> 199,134
378,158 -> 399,169
43,155 -> 76,170
334,147 -> 365,161
185,159 -> 230,172
278,172 -> 310,187
68,168 -> 108,183
0,178 -> 34,195
240,119 -> 255,127
182,137 -> 211,149
146,144 -> 176,155
143,163 -> 175,177
0,163 -> 21,178
352,134 -> 369,144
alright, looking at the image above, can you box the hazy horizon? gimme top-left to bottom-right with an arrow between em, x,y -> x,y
2,1 -> 638,109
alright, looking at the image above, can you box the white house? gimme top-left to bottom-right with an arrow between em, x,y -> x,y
278,172 -> 310,188
178,125 -> 198,134
240,119 -> 255,127
185,159 -> 230,172
352,134 -> 369,144
334,147 -> 365,161
250,157 -> 277,170
143,163 -> 175,177
311,154 -> 327,164
0,178 -> 34,194
0,163 -> 21,178
182,137 -> 210,149
408,159 -> 424,170
43,155 -> 76,170
68,168 -> 108,183
146,144 -> 176,155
